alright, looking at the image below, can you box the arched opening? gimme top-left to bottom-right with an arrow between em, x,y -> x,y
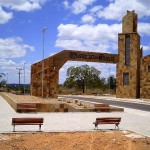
59,61 -> 116,95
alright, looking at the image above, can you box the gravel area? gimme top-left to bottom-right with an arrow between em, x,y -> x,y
0,131 -> 150,150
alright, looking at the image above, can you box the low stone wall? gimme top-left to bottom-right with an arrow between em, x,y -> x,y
0,92 -> 94,112
0,92 -> 17,111
0,92 -> 124,112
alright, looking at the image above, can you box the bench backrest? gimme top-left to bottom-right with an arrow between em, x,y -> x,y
94,104 -> 109,107
17,103 -> 36,108
12,118 -> 43,124
96,117 -> 121,123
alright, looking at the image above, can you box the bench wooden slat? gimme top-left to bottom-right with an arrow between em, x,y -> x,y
96,118 -> 121,121
12,118 -> 43,123
17,103 -> 36,107
12,123 -> 43,126
96,122 -> 120,124
95,107 -> 111,110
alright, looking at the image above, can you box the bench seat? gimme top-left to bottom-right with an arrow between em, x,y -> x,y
95,107 -> 111,111
93,117 -> 121,129
17,103 -> 37,113
94,104 -> 111,112
12,117 -> 44,132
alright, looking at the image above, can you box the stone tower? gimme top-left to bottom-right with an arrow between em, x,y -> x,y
116,10 -> 142,98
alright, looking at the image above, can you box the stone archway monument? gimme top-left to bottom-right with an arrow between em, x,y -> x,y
31,10 -> 150,99
31,50 -> 118,98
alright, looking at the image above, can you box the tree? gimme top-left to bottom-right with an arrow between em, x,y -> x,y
64,76 -> 75,88
0,73 -> 5,81
0,73 -> 6,88
107,75 -> 116,90
64,65 -> 101,93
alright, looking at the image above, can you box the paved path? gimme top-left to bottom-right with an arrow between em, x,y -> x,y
0,96 -> 150,137
60,95 -> 150,111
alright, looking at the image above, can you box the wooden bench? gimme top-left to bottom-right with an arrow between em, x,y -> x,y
94,104 -> 110,112
12,118 -> 44,132
93,117 -> 121,129
17,103 -> 37,113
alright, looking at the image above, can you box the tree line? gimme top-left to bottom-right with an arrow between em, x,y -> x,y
1,65 -> 116,95
61,64 -> 116,94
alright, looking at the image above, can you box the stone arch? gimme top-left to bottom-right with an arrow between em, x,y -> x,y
31,50 -> 118,98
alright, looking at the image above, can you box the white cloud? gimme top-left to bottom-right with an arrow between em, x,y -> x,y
81,14 -> 95,24
0,58 -> 31,84
0,7 -> 13,24
0,0 -> 47,24
0,37 -> 35,59
63,0 -> 96,14
143,45 -> 150,51
56,20 -> 150,54
56,39 -> 85,50
138,23 -> 150,36
10,2 -> 41,12
56,23 -> 122,52
63,0 -> 69,9
0,58 -> 16,68
23,45 -> 35,52
0,0 -> 47,11
90,5 -> 103,13
57,23 -> 121,42
63,0 -> 150,21
97,0 -> 150,20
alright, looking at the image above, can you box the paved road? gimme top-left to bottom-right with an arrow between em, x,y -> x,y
0,96 -> 150,137
60,95 -> 150,112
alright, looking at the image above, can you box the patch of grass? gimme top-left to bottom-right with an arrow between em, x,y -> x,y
59,86 -> 116,95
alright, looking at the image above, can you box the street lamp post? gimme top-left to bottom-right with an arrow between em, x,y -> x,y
16,68 -> 24,88
24,63 -> 26,95
7,73 -> 8,87
108,68 -> 111,95
42,27 -> 47,98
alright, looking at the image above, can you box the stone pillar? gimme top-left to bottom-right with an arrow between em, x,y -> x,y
116,11 -> 142,98
46,68 -> 59,98
140,56 -> 150,98
31,56 -> 59,98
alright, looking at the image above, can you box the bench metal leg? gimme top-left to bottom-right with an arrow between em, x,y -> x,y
13,125 -> 15,132
115,124 -> 119,130
39,125 -> 41,131
94,125 -> 98,130
93,122 -> 98,130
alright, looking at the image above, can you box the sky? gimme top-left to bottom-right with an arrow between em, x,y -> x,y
0,0 -> 150,85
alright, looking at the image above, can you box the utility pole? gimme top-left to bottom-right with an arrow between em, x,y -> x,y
16,68 -> 24,88
7,73 -> 8,87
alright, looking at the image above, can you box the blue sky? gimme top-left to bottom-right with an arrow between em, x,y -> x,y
0,0 -> 150,84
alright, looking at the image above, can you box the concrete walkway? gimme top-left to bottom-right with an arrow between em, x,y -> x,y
0,96 -> 150,137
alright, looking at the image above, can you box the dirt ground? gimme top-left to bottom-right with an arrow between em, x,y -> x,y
0,131 -> 150,150
1,93 -> 150,149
